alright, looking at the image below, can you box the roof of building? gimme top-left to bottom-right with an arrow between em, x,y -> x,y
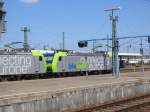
118,53 -> 141,57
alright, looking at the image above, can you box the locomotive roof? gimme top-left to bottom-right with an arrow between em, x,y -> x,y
67,52 -> 106,56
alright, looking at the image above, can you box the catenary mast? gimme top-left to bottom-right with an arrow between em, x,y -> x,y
0,0 -> 6,37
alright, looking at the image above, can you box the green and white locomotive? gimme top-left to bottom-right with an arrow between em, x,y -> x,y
32,50 -> 112,76
0,50 -> 112,81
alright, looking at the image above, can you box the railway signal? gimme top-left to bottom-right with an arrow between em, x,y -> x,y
148,36 -> 150,43
78,41 -> 88,48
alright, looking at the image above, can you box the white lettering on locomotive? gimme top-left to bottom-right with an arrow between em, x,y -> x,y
0,55 -> 32,75
78,56 -> 104,70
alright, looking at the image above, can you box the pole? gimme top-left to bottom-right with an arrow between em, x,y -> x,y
105,7 -> 120,78
59,42 -> 62,50
62,32 -> 65,51
149,44 -> 150,64
93,40 -> 95,53
111,10 -> 119,78
112,16 -> 116,76
140,39 -> 144,72
92,41 -> 94,53
21,27 -> 30,51
0,0 -> 6,35
149,44 -> 150,55
106,34 -> 109,53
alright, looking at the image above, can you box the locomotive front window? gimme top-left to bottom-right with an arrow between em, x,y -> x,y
43,53 -> 54,64
45,57 -> 53,63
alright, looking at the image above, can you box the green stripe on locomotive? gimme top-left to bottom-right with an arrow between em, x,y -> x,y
51,51 -> 67,73
31,50 -> 67,73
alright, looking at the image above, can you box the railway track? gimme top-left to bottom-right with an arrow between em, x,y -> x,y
75,93 -> 150,112
120,67 -> 150,73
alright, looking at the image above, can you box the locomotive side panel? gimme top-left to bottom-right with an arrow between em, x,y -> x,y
87,55 -> 104,71
57,56 -> 87,72
57,54 -> 109,73
0,54 -> 45,76
32,56 -> 45,74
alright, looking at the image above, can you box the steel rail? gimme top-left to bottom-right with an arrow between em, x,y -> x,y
75,93 -> 150,112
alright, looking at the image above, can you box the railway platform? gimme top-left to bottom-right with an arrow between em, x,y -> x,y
0,71 -> 150,112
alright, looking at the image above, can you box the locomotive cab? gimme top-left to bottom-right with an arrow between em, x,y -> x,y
31,50 -> 55,73
43,52 -> 55,73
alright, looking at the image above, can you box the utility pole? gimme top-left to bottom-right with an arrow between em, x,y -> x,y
59,42 -> 62,50
62,32 -> 65,51
0,0 -> 6,38
92,40 -> 96,53
92,41 -> 94,53
149,44 -> 150,55
127,44 -> 131,53
106,34 -> 109,53
148,37 -> 150,55
105,7 -> 120,78
21,27 -> 30,51
140,39 -> 144,72
127,44 -> 131,64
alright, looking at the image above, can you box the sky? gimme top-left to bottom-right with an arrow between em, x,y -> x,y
2,0 -> 150,53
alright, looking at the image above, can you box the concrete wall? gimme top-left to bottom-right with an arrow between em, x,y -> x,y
0,79 -> 150,112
